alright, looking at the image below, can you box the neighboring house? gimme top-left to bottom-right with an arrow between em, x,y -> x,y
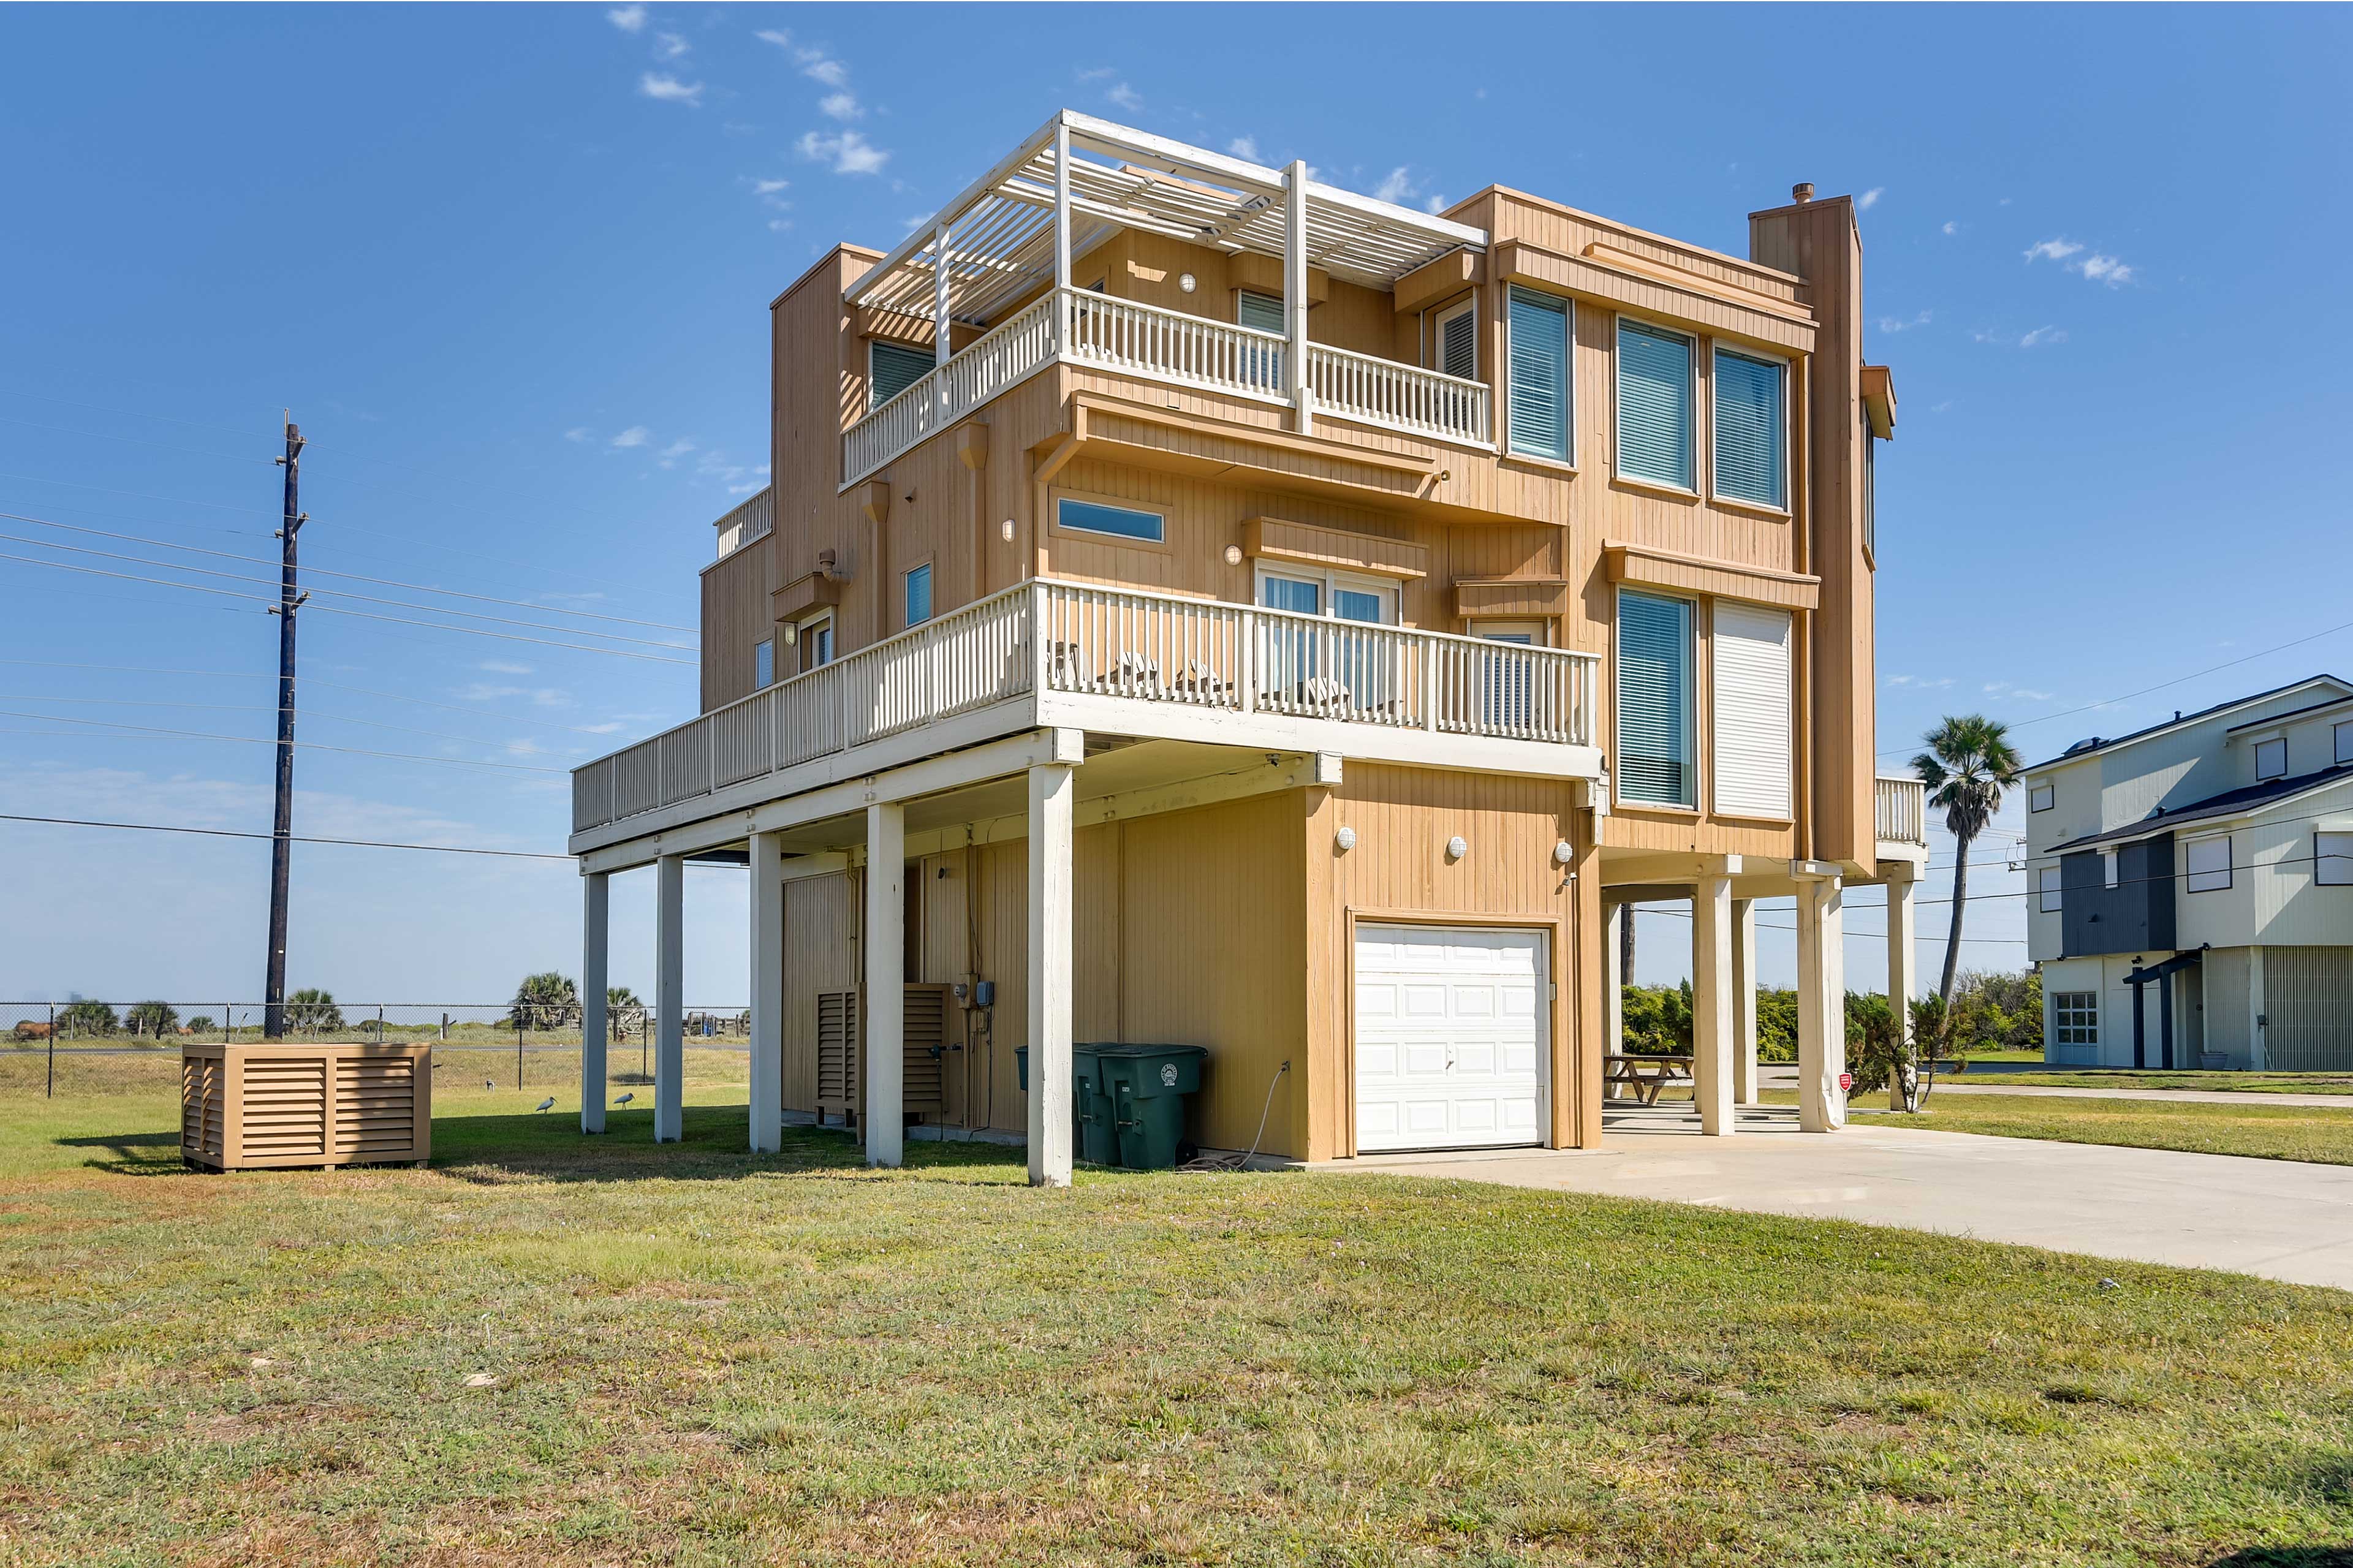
567,111 -> 1926,1182
2025,675 -> 2353,1070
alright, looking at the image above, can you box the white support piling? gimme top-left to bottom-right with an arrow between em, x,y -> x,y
1026,760 -> 1075,1188
580,871 -> 609,1135
749,831 -> 784,1153
654,852 -> 684,1143
865,803 -> 906,1168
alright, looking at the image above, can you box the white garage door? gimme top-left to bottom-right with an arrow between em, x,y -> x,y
1354,923 -> 1548,1153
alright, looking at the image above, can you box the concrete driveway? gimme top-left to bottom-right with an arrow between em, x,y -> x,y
1341,1105 -> 2353,1291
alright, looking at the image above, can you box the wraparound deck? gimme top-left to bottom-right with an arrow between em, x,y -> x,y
570,577 -> 1604,852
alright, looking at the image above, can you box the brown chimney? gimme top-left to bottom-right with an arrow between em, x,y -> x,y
1791,181 -> 1815,205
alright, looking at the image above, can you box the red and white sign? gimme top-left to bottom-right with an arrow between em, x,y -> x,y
1837,1072 -> 1854,1093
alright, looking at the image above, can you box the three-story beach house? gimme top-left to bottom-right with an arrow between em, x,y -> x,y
2025,676 -> 2353,1070
567,112 -> 1925,1182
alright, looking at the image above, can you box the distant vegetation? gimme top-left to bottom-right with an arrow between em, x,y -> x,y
1620,969 -> 2043,1065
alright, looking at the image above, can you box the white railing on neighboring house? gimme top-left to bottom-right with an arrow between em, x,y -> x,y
1307,343 -> 1491,447
841,287 -> 1493,488
573,579 -> 1601,835
1876,775 -> 1928,846
712,487 -> 773,560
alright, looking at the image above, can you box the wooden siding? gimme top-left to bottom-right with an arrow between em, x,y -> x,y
701,540 -> 773,711
180,1042 -> 431,1170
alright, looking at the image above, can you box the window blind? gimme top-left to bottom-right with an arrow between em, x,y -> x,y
1440,305 -> 1477,379
1616,590 -> 1692,805
1713,349 -> 1784,506
1617,320 -> 1693,488
1711,602 -> 1792,818
1507,288 -> 1569,461
869,341 -> 931,411
1237,290 -> 1286,333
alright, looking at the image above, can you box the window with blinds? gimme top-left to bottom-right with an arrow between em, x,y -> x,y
1713,347 -> 1786,507
1616,319 -> 1694,488
1436,300 -> 1477,379
869,340 -> 931,411
1237,290 -> 1285,333
1507,287 -> 1570,461
1237,291 -> 1286,392
1710,601 -> 1792,818
1616,589 -> 1693,806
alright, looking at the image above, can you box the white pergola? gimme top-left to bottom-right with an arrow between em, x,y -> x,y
846,110 -> 1488,433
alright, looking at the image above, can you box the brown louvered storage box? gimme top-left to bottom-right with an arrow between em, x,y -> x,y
814,985 -> 952,1126
180,1042 -> 432,1170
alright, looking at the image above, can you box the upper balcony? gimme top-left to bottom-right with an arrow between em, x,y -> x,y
839,112 -> 1493,490
571,577 -> 1600,850
1875,775 -> 1928,851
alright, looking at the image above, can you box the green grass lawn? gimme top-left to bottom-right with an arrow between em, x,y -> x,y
4,1057 -> 2353,1564
1956,1069 -> 2353,1095
1851,1092 -> 2353,1168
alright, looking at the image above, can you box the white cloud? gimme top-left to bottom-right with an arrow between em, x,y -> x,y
751,177 -> 788,195
1886,675 -> 1956,690
1227,135 -> 1259,161
657,439 -> 694,468
1373,166 -> 1415,204
795,128 -> 888,175
563,427 -> 593,444
479,661 -> 534,676
1857,186 -> 1884,210
728,482 -> 761,495
755,28 -> 790,47
2078,252 -> 2134,287
1941,219 -> 1960,236
607,4 -> 645,32
2019,325 -> 2067,349
819,91 -> 861,121
797,48 -> 848,88
1075,65 -> 1116,81
1105,81 -> 1143,112
638,72 -> 703,106
608,425 -> 651,449
654,31 -> 689,60
768,218 -> 793,232
2024,237 -> 2085,265
1876,309 -> 1933,333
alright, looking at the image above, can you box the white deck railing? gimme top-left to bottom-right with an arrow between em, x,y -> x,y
1876,775 -> 1927,846
712,487 -> 773,560
574,579 -> 1599,835
1307,343 -> 1491,447
841,287 -> 1493,488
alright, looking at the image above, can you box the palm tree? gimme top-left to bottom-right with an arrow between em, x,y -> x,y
1912,714 -> 2024,1002
508,972 -> 580,1029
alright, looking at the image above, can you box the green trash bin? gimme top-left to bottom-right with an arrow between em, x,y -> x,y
1082,1042 -> 1208,1170
1013,1045 -> 1118,1165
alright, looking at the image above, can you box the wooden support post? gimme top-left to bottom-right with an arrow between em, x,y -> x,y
1027,759 -> 1075,1187
654,852 -> 684,1143
580,871 -> 609,1134
749,831 -> 784,1153
865,803 -> 906,1168
1795,870 -> 1846,1132
1284,159 -> 1312,434
1692,870 -> 1735,1135
1732,898 -> 1758,1105
1052,119 -> 1072,292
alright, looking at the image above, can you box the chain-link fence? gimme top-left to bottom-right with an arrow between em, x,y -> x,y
0,1002 -> 749,1097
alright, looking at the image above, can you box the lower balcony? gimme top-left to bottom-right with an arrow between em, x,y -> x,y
570,578 -> 1601,849
1875,775 -> 1928,849
843,287 -> 1492,490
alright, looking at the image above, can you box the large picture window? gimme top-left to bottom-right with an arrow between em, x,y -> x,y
2053,992 -> 2098,1047
1616,589 -> 1694,806
1713,347 -> 1787,507
2185,833 -> 2232,893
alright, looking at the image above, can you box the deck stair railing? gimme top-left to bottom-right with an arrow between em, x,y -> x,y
574,579 -> 1599,835
842,288 -> 1493,488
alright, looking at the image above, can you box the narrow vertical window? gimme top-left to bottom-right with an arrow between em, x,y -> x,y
1615,589 -> 1694,806
2038,865 -> 2063,912
1434,298 -> 1477,380
754,638 -> 774,689
1616,319 -> 1695,488
903,563 -> 933,628
1713,347 -> 1786,507
1506,287 -> 1570,461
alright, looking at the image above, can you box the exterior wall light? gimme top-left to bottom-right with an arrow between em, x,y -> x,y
1335,826 -> 1357,852
1224,543 -> 1243,566
1446,836 -> 1468,862
780,621 -> 798,646
1553,840 -> 1574,866
1178,273 -> 1198,293
999,517 -> 1015,542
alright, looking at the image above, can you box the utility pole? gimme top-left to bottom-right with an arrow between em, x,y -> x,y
263,415 -> 308,1038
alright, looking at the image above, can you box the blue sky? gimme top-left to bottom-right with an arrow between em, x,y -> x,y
1,4 -> 2347,1007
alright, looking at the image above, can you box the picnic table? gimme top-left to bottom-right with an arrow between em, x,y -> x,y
1604,1052 -> 1695,1105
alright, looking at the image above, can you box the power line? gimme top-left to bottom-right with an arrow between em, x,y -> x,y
0,812 -> 571,862
0,694 -> 588,759
0,414 -> 273,468
0,529 -> 695,650
4,513 -> 697,632
0,550 -> 696,664
0,710 -> 567,773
